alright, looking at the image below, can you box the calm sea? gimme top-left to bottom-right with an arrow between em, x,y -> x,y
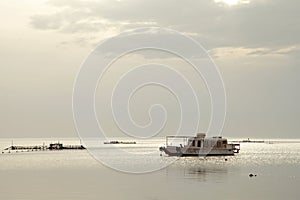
1,138 -> 300,200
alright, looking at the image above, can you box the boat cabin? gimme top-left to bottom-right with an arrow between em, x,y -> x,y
187,133 -> 228,148
49,143 -> 63,150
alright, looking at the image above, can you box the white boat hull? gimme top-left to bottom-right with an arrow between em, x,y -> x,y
160,146 -> 237,156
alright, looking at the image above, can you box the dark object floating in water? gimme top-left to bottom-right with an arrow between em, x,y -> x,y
249,173 -> 257,177
3,142 -> 86,153
225,158 -> 228,161
103,141 -> 136,144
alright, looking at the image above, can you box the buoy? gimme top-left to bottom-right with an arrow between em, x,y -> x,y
249,173 -> 254,177
225,158 -> 228,161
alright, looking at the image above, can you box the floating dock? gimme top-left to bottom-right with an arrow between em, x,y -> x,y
2,142 -> 85,153
230,138 -> 265,143
103,141 -> 136,144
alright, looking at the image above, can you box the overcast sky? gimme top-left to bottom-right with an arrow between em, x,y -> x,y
1,0 -> 299,138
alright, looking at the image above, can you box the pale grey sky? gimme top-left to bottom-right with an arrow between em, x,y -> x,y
1,0 -> 299,138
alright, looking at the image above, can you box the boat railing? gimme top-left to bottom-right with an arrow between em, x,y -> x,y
165,136 -> 192,146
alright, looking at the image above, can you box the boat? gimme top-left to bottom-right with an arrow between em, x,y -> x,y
48,143 -> 86,150
159,133 -> 240,156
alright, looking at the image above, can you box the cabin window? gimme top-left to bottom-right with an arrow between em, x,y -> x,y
197,140 -> 201,147
217,141 -> 221,147
204,140 -> 208,147
192,140 -> 195,146
222,140 -> 227,144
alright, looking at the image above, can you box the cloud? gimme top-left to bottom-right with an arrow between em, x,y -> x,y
210,45 -> 300,59
214,0 -> 251,7
30,7 -> 116,33
30,14 -> 63,30
29,0 -> 300,50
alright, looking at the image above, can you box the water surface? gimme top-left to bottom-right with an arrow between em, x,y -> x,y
1,138 -> 300,200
